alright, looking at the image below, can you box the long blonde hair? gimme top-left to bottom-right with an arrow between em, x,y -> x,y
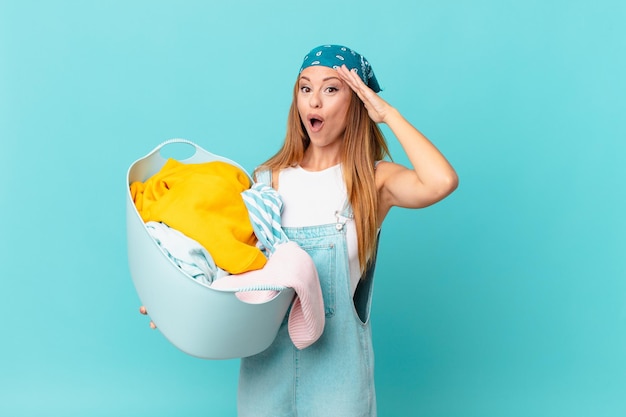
256,79 -> 391,274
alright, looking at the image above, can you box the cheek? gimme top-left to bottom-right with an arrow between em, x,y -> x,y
331,102 -> 350,127
296,100 -> 307,122
336,94 -> 352,120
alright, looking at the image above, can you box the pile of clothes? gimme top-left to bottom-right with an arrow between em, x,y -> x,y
130,158 -> 324,349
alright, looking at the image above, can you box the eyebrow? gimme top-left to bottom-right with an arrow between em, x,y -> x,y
299,76 -> 341,82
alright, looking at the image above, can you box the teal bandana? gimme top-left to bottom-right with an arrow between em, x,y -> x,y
299,44 -> 381,92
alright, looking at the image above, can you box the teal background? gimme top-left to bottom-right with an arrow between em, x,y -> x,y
1,0 -> 624,416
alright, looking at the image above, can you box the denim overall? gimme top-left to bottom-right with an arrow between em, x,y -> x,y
238,170 -> 378,417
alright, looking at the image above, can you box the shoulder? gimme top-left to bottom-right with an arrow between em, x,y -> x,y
255,164 -> 297,190
374,160 -> 407,188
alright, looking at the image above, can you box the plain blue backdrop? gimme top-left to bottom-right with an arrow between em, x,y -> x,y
1,1 -> 625,416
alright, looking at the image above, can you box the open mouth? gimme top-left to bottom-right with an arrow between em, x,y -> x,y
308,116 -> 324,133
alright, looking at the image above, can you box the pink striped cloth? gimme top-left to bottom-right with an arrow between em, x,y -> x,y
210,241 -> 325,349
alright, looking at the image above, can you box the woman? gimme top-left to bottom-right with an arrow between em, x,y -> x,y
238,44 -> 458,416
142,44 -> 458,416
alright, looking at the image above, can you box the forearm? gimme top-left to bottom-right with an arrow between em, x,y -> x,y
383,107 -> 458,190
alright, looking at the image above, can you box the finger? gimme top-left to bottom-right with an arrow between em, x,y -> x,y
339,66 -> 377,104
150,321 -> 157,329
339,72 -> 368,107
336,65 -> 355,84
338,65 -> 364,91
139,306 -> 147,315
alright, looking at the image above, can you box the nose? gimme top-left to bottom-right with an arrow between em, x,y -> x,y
309,90 -> 321,108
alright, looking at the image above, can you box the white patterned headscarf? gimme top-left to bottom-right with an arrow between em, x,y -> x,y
299,44 -> 382,92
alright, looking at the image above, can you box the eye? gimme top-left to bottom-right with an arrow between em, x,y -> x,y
325,86 -> 338,93
299,85 -> 311,93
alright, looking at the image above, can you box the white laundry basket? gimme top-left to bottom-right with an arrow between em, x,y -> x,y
126,139 -> 294,359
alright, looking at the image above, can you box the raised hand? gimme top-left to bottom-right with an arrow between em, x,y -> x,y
336,64 -> 393,124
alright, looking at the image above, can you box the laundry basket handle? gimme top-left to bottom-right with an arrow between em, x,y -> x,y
152,138 -> 199,154
156,138 -> 197,148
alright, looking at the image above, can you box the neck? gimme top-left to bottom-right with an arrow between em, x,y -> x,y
300,146 -> 342,172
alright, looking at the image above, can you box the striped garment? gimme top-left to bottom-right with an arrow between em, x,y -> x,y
241,183 -> 289,254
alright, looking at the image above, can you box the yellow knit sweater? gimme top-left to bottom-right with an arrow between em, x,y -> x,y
130,158 -> 266,274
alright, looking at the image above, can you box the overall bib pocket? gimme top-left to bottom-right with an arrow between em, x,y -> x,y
299,242 -> 336,317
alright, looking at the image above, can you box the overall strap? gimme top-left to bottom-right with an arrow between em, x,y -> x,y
255,168 -> 272,187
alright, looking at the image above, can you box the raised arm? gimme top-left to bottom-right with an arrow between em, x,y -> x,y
337,65 -> 458,220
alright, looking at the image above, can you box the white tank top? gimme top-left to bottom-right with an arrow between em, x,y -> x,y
278,164 -> 361,296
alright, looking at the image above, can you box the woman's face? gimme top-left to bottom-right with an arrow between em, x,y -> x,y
297,66 -> 352,149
